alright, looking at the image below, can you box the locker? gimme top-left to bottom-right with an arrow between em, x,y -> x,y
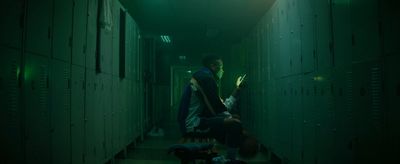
52,0 -> 73,62
291,75 -> 303,163
0,1 -> 23,49
100,29 -> 113,74
332,0 -> 352,69
383,55 -> 400,163
72,0 -> 88,66
350,0 -> 381,62
298,0 -> 315,73
301,74 -> 317,164
103,74 -> 113,159
25,0 -> 53,56
112,77 -> 121,154
288,0 -> 301,75
50,60 -> 71,164
125,14 -> 134,79
382,0 -> 400,56
0,48 -> 22,164
332,68 -> 354,164
352,61 -> 384,164
314,0 -> 332,70
24,54 -> 51,164
112,2 -> 121,76
313,71 -> 335,164
86,0 -> 98,69
71,65 -> 85,164
84,68 -> 97,164
94,73 -> 105,162
278,1 -> 291,77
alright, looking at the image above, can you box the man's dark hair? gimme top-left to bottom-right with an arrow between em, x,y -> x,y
202,54 -> 222,67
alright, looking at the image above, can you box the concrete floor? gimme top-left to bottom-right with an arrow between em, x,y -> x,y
114,116 -> 271,164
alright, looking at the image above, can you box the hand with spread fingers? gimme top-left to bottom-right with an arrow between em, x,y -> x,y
236,74 -> 246,89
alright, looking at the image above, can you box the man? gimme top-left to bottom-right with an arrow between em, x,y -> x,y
182,54 -> 256,161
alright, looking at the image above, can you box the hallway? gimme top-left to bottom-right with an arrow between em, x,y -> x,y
1,0 -> 400,164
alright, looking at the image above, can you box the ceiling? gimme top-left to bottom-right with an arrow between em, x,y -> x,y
120,0 -> 275,53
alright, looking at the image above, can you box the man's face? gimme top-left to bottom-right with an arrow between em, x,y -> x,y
211,59 -> 223,73
211,59 -> 224,79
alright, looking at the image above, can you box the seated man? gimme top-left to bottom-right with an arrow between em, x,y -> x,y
178,54 -> 258,161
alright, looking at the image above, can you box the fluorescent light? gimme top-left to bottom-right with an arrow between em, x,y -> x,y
160,35 -> 171,43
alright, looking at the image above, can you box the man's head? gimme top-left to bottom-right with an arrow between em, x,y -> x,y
202,54 -> 224,79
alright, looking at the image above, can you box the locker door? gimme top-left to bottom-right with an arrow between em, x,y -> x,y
112,2 -> 121,76
94,73 -> 105,162
350,0 -> 381,62
382,1 -> 400,57
52,0 -> 73,62
291,75 -> 303,163
299,0 -> 315,73
301,74 -> 317,164
86,0 -> 98,69
278,0 -> 291,77
0,1 -> 23,48
314,0 -> 332,70
288,0 -> 301,75
0,48 -> 22,163
332,68 -> 354,164
72,0 -> 88,66
314,71 -> 335,164
352,62 -> 384,164
71,65 -> 85,164
24,54 -> 51,164
112,76 -> 121,154
25,0 -> 53,56
50,60 -> 71,164
332,0 -> 352,69
384,55 -> 400,163
103,74 -> 113,159
84,69 -> 96,164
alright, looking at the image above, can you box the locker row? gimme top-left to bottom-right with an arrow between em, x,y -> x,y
224,0 -> 400,163
0,0 -> 154,163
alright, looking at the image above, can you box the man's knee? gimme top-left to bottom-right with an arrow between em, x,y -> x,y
224,119 -> 242,133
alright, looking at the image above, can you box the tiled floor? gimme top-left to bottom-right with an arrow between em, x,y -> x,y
115,117 -> 271,164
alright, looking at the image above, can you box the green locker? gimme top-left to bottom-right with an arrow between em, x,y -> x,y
84,68 -> 96,164
50,60 -> 71,164
94,73 -> 106,162
71,65 -> 85,164
383,55 -> 400,163
112,2 -> 121,76
301,74 -> 317,164
103,74 -> 113,159
332,0 -> 352,69
314,71 -> 335,164
350,0 -> 381,62
0,1 -> 24,49
298,0 -> 316,73
112,76 -> 121,154
24,54 -> 51,164
100,29 -> 113,74
352,61 -> 384,164
278,0 -> 291,77
381,1 -> 400,56
86,0 -> 98,70
314,0 -> 332,71
72,0 -> 88,66
332,68 -> 354,164
288,0 -> 302,75
291,75 -> 303,163
52,0 -> 73,62
0,48 -> 22,163
25,0 -> 53,56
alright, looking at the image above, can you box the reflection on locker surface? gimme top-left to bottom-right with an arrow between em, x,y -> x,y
0,0 -> 399,163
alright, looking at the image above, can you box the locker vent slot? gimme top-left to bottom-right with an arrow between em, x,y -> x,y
370,66 -> 382,130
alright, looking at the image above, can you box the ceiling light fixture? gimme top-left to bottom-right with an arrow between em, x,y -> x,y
161,35 -> 171,43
